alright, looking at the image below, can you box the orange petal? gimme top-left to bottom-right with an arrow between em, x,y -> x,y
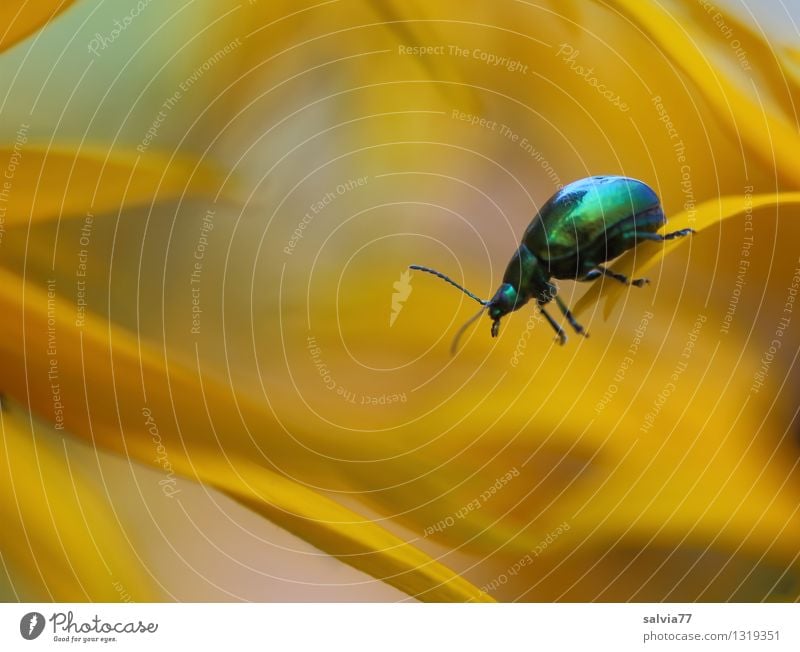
604,0 -> 800,186
0,404 -> 160,600
0,1 -> 75,52
573,191 -> 800,319
0,144 -> 232,226
0,266 -> 491,602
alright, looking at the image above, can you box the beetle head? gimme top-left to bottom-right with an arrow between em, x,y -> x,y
487,283 -> 520,337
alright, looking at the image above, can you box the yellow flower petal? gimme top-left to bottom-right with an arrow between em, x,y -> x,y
0,404 -> 159,600
785,47 -> 800,89
0,1 -> 74,52
604,0 -> 800,186
0,266 -> 490,602
573,192 -> 800,319
190,453 -> 493,602
0,145 -> 231,226
6,0 -> 799,602
366,0 -> 484,111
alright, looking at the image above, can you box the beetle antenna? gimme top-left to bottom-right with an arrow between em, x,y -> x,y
409,265 -> 488,306
450,305 -> 487,356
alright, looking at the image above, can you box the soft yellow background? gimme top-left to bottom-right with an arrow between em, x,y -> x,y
1,0 -> 799,601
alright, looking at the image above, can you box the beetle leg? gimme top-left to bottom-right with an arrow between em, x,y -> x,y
662,228 -> 695,240
583,269 -> 602,282
635,228 -> 695,242
587,265 -> 649,288
539,307 -> 567,345
554,295 -> 588,337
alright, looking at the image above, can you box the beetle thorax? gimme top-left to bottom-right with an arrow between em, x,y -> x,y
488,245 -> 553,320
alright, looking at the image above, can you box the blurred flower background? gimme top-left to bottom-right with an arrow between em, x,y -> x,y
1,0 -> 799,602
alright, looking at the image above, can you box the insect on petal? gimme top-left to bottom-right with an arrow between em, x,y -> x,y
573,192 -> 800,319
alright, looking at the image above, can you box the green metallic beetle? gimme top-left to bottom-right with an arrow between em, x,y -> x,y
411,175 -> 693,350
